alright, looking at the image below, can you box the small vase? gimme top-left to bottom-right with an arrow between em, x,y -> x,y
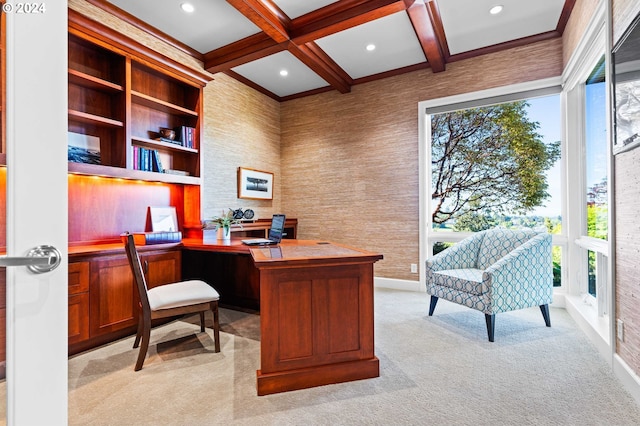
217,226 -> 231,241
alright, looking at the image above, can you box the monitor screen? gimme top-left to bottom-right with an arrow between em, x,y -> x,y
268,214 -> 286,242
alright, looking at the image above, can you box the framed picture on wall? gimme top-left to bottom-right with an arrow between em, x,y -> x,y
612,11 -> 640,154
238,167 -> 274,200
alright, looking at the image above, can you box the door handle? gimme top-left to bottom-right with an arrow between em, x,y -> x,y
0,245 -> 62,274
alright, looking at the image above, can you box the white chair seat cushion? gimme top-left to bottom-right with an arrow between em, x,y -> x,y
432,268 -> 486,296
147,280 -> 220,311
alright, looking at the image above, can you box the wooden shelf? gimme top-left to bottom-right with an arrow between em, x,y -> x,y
68,69 -> 124,93
131,136 -> 197,154
68,109 -> 124,128
68,161 -> 200,185
131,91 -> 198,117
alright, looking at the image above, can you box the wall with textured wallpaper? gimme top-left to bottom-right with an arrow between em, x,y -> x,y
280,38 -> 563,281
612,0 -> 640,391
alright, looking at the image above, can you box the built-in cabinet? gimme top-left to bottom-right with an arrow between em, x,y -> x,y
68,247 -> 181,354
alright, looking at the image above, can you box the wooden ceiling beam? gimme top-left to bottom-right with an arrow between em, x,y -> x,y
289,42 -> 353,94
290,0 -> 410,44
226,0 -> 291,43
406,0 -> 446,72
204,33 -> 285,73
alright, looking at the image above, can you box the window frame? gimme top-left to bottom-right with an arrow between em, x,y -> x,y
418,77 -> 567,289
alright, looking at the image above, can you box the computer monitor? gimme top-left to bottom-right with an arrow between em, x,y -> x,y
268,214 -> 286,243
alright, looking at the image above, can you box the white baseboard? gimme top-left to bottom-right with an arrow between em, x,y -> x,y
374,277 -> 423,292
614,354 -> 640,406
564,294 -> 611,362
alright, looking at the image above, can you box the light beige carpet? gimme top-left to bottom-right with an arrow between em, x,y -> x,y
8,288 -> 640,425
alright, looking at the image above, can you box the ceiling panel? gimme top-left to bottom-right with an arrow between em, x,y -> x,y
232,51 -> 330,97
106,0 -> 260,53
316,12 -> 426,79
438,0 -> 566,54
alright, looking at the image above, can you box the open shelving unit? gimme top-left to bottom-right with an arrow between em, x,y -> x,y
67,22 -> 210,185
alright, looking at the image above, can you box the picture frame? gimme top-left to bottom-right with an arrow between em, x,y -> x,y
67,131 -> 101,164
612,11 -> 640,155
238,167 -> 274,200
149,206 -> 179,232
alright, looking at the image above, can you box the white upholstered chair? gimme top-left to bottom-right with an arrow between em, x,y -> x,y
124,233 -> 220,370
426,227 -> 553,342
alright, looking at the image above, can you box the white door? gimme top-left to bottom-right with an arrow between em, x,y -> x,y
4,3 -> 68,425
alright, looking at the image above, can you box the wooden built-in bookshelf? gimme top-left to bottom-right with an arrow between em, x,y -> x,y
67,11 -> 210,184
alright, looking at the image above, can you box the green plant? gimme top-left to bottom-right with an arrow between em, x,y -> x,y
208,209 -> 242,231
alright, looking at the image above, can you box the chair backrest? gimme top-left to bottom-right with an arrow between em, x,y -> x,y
124,233 -> 151,313
476,228 -> 538,270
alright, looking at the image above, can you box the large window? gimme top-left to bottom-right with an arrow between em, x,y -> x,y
428,92 -> 563,284
584,57 -> 608,300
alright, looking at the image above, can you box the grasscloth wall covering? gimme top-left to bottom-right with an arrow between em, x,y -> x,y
562,0 -> 600,67
281,38 -> 563,281
613,0 -> 640,391
202,74 -> 281,220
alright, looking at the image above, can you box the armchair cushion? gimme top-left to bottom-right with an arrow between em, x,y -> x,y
431,268 -> 486,296
476,227 -> 537,270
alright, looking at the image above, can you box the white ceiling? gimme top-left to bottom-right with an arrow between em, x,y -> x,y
104,0 -> 570,100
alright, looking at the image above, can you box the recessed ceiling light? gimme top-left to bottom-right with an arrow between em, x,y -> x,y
489,5 -> 503,15
366,44 -> 376,52
279,69 -> 288,77
181,3 -> 195,13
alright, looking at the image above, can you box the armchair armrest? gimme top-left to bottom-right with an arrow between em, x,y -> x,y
426,232 -> 484,273
483,233 -> 553,309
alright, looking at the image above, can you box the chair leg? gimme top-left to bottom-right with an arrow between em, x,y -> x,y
540,304 -> 551,327
134,316 -> 151,371
211,301 -> 220,353
199,311 -> 205,332
133,311 -> 143,349
428,296 -> 439,316
485,314 -> 495,342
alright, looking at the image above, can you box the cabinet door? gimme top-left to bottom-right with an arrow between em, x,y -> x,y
142,250 -> 181,289
68,293 -> 90,345
89,255 -> 137,337
68,262 -> 90,344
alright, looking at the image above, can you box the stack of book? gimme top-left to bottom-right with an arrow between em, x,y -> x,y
133,146 -> 163,172
175,126 -> 195,148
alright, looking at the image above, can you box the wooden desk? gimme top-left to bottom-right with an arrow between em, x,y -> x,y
182,237 -> 383,395
250,240 -> 383,395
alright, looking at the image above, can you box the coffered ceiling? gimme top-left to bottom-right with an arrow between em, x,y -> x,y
96,0 -> 575,101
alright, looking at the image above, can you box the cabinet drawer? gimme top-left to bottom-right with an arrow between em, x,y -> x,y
68,261 -> 90,295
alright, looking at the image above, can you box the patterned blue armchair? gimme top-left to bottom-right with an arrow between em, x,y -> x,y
426,228 -> 553,341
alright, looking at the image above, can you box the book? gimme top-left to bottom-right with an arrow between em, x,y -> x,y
120,231 -> 182,245
152,150 -> 164,173
175,126 -> 195,148
164,169 -> 190,176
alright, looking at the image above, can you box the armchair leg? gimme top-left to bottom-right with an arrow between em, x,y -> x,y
539,304 -> 551,327
485,314 -> 495,342
428,296 -> 439,316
